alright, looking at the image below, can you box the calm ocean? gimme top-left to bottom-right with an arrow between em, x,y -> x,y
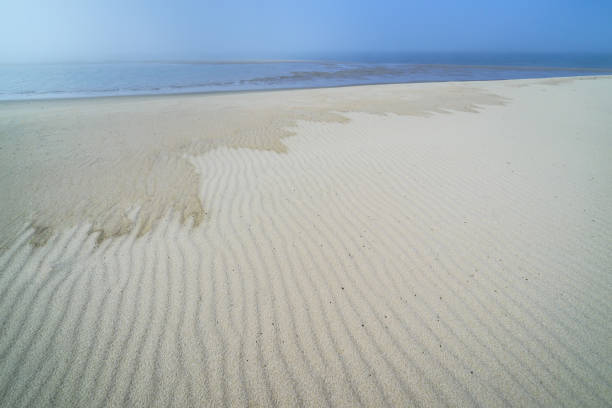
1,53 -> 611,101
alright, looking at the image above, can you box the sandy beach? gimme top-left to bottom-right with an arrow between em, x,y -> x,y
1,77 -> 611,407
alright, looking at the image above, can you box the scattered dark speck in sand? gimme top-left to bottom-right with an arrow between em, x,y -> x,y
30,225 -> 53,247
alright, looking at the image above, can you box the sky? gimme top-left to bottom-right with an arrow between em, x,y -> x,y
1,0 -> 611,62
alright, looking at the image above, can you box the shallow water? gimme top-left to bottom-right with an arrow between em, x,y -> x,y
1,53 -> 611,100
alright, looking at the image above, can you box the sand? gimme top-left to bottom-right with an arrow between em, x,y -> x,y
0,77 -> 611,407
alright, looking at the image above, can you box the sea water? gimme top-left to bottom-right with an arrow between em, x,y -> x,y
1,53 -> 611,101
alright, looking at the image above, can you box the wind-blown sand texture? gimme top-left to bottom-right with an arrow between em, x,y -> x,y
1,77 -> 611,407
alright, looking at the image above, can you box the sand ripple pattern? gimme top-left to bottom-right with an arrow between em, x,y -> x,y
1,78 -> 611,407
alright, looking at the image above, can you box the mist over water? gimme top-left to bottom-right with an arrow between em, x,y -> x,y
1,53 -> 611,101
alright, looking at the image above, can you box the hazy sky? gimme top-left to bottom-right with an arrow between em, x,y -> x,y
1,0 -> 611,62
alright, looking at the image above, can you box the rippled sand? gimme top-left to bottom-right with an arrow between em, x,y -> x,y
1,77 -> 611,407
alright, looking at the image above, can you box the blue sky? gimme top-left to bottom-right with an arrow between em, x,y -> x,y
1,0 -> 611,62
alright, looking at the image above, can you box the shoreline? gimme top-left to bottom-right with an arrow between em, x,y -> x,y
1,73 -> 611,104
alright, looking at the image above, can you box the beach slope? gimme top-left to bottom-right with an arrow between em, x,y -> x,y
1,77 -> 611,407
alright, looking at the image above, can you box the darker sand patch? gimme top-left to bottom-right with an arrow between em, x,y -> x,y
0,82 -> 506,250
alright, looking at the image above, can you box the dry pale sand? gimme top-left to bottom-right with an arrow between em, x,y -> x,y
0,77 -> 611,407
